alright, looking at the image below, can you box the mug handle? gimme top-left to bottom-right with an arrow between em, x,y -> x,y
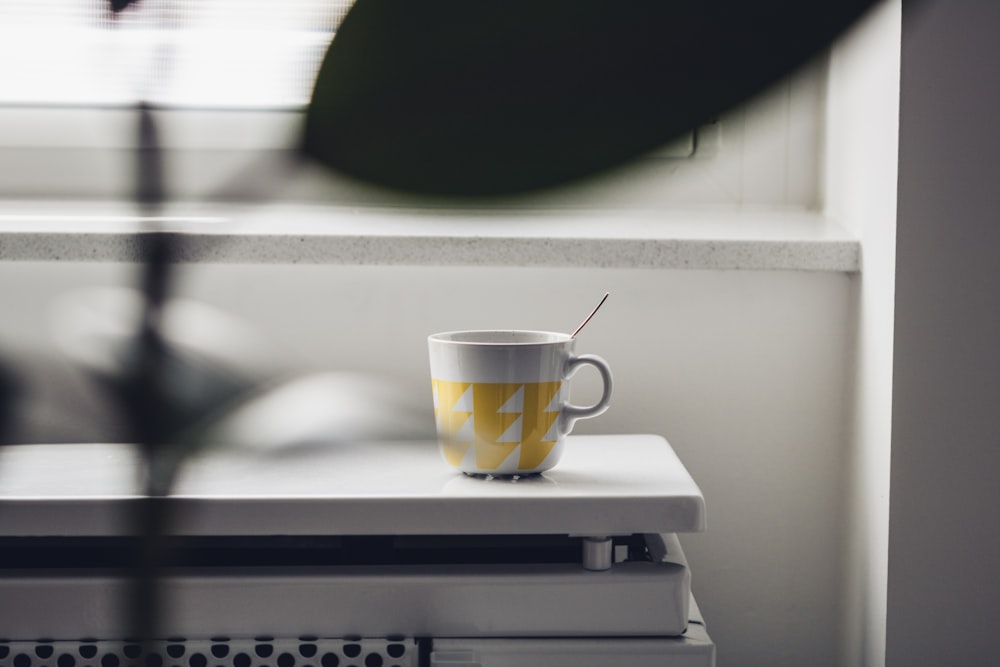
561,354 -> 613,434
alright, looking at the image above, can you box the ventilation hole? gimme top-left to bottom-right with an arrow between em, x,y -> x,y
276,654 -> 294,667
385,646 -> 404,661
36,646 -> 55,659
253,646 -> 272,660
209,646 -> 228,660
58,654 -> 76,667
342,646 -> 360,660
186,653 -> 206,667
363,655 -> 381,667
0,646 -> 10,659
14,653 -> 32,667
78,648 -> 98,661
232,653 -> 251,667
165,647 -> 184,660
296,646 -> 315,660
320,654 -> 338,667
145,653 -> 163,667
102,654 -> 120,667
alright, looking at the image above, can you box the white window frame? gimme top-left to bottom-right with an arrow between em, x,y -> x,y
0,10 -> 856,272
0,36 -> 829,210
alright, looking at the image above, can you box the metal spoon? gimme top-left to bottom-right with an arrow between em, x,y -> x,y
571,292 -> 610,338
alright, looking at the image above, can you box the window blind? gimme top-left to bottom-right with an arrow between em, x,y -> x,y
0,0 -> 353,108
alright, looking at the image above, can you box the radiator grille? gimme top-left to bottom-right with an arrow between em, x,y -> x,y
0,638 -> 416,667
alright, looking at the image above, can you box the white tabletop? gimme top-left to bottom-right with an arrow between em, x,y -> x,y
0,434 -> 705,537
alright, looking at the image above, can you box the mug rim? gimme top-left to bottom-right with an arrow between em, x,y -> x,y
429,329 -> 572,346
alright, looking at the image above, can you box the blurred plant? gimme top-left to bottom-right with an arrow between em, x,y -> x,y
303,0 -> 879,197
0,0 -> 885,648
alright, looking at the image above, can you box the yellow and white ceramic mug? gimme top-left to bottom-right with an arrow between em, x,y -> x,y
428,330 -> 613,476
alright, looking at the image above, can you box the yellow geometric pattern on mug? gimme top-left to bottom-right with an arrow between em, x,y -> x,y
432,379 -> 562,471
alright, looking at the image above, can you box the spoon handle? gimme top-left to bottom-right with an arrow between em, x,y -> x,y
571,292 -> 610,338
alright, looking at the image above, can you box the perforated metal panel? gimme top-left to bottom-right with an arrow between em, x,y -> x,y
0,638 -> 416,667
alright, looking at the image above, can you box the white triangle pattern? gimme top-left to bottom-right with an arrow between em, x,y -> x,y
498,386 -> 524,413
542,417 -> 561,442
452,385 -> 474,412
494,445 -> 522,474
544,386 -> 563,413
461,438 -> 478,469
454,414 -> 475,441
497,416 -> 523,443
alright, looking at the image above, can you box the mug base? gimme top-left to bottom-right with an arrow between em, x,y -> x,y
462,470 -> 545,480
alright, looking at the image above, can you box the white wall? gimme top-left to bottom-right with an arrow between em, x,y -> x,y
824,3 -> 900,666
0,259 -> 853,666
887,2 -> 1000,664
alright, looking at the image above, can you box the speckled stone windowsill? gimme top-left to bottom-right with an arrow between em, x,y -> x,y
0,201 -> 859,272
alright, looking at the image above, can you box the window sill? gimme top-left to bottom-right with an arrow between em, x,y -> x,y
0,201 -> 859,272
